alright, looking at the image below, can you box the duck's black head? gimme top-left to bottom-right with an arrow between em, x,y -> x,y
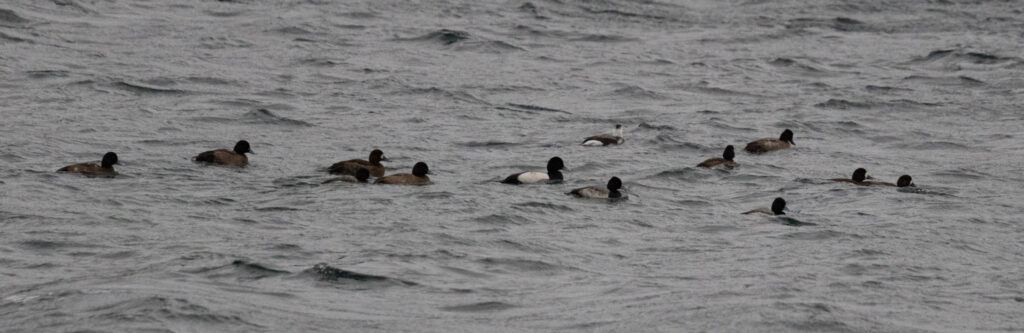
547,157 -> 565,172
771,197 -> 786,215
607,177 -> 622,191
369,149 -> 387,163
897,175 -> 914,187
852,168 -> 867,182
233,140 -> 252,154
412,162 -> 429,177
356,168 -> 370,182
779,129 -> 795,145
723,145 -> 735,161
101,152 -> 119,168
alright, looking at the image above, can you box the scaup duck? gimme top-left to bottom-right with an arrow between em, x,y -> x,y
697,145 -> 737,168
501,157 -> 565,184
58,152 -> 118,175
744,129 -> 794,154
323,168 -> 370,184
832,168 -> 869,184
582,124 -> 624,146
195,140 -> 252,167
329,149 -> 387,177
567,177 -> 624,200
896,175 -> 914,187
375,162 -> 431,185
743,197 -> 786,215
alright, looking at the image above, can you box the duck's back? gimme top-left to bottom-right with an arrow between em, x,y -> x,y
58,163 -> 112,174
744,139 -> 789,153
330,160 -> 384,177
697,158 -> 736,168
196,149 -> 247,166
375,174 -> 430,185
569,186 -> 609,198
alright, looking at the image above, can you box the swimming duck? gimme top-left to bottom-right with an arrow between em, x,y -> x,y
195,140 -> 252,167
329,149 -> 387,177
896,175 -> 914,187
567,177 -> 624,200
501,157 -> 565,184
832,168 -> 869,184
375,162 -> 431,185
744,129 -> 794,154
323,168 -> 370,184
58,152 -> 118,175
743,197 -> 786,215
697,145 -> 737,168
582,124 -> 624,146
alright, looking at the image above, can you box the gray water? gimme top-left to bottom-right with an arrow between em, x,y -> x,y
2,0 -> 1024,331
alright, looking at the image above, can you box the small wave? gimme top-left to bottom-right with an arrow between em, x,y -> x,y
0,8 -> 29,27
607,85 -> 666,100
814,99 -> 872,109
865,85 -> 912,93
637,122 -> 676,131
309,263 -> 416,285
244,109 -> 314,127
914,49 -> 1020,65
478,257 -> 565,273
569,34 -> 638,43
458,141 -> 518,148
511,201 -> 573,212
452,40 -> 525,53
402,87 -> 491,105
768,57 -> 827,74
785,17 -> 870,32
472,214 -> 529,225
398,29 -> 470,45
112,81 -> 188,95
497,103 -> 571,114
907,141 -> 970,150
902,75 -> 985,86
441,301 -> 516,312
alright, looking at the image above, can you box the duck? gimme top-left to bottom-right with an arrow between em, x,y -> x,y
832,168 -> 869,184
744,129 -> 794,154
896,175 -> 914,187
743,197 -> 786,215
501,157 -> 565,184
195,140 -> 252,167
697,145 -> 737,168
323,168 -> 370,184
582,124 -> 624,146
375,162 -> 431,185
329,149 -> 387,177
58,152 -> 118,175
567,177 -> 624,200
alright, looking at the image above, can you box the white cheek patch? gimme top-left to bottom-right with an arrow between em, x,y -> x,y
517,172 -> 550,183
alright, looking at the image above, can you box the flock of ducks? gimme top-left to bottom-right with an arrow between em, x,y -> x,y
56,125 -> 915,216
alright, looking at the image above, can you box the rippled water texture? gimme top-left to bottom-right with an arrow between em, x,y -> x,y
2,0 -> 1024,331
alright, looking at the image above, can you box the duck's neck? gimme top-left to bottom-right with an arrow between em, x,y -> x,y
609,190 -> 622,199
548,170 -> 563,180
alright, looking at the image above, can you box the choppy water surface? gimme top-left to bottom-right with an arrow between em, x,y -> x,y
2,0 -> 1024,331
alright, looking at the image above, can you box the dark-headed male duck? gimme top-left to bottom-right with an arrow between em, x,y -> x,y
323,168 -> 370,184
501,157 -> 565,184
744,129 -> 794,154
567,177 -> 625,200
832,168 -> 909,187
375,162 -> 431,185
697,145 -> 737,168
582,124 -> 624,146
743,197 -> 787,215
195,140 -> 252,167
329,149 -> 387,177
58,152 -> 119,175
